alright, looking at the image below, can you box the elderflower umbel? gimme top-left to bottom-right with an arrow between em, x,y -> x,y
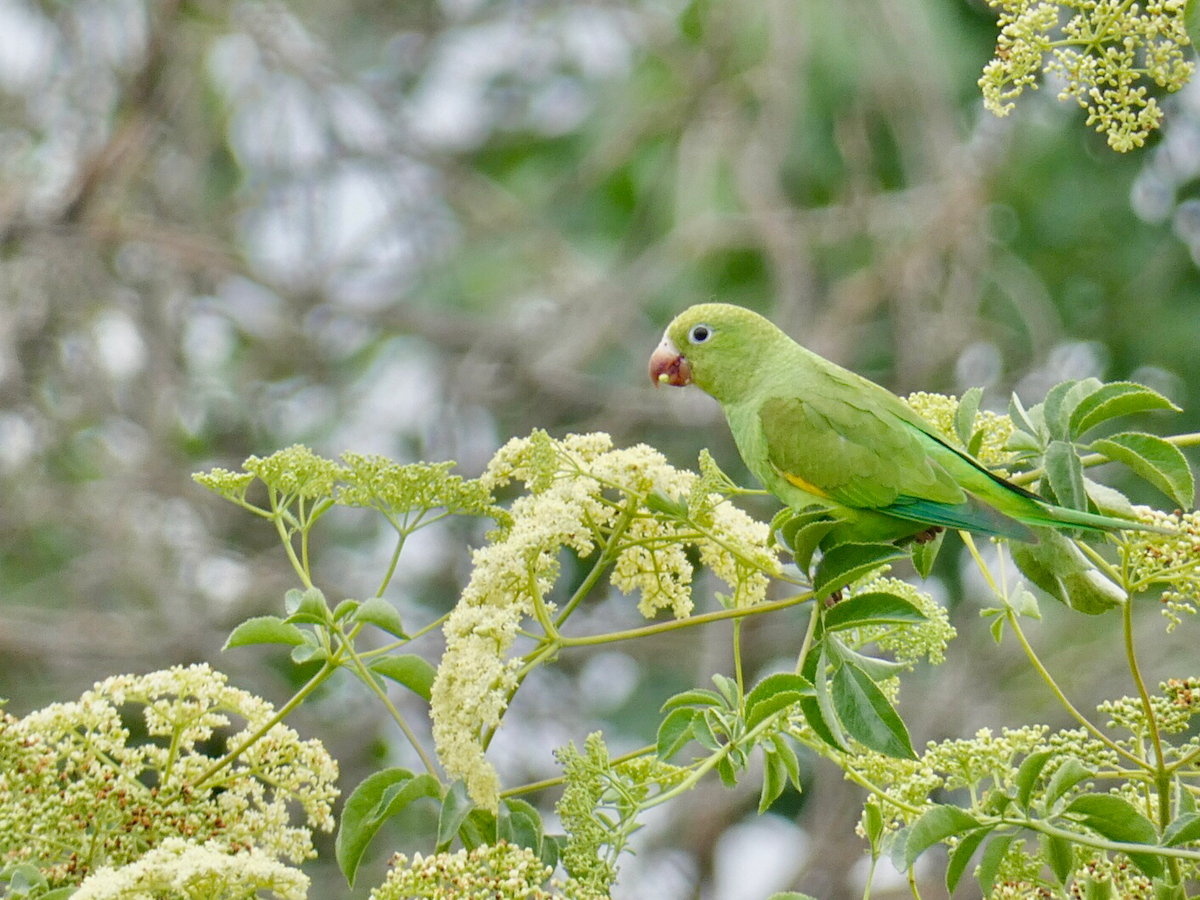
371,842 -> 555,900
978,0 -> 1194,151
848,573 -> 957,665
0,665 -> 338,886
432,432 -> 780,810
73,838 -> 309,900
1122,507 -> 1200,629
904,392 -> 1016,469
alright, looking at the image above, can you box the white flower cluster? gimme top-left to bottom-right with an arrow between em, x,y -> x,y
0,664 -> 338,886
432,432 -> 780,810
371,842 -> 554,900
73,838 -> 309,900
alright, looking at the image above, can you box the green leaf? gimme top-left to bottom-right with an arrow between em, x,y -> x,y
1069,381 -> 1179,437
284,587 -> 332,625
716,754 -> 738,788
1177,776 -> 1197,816
824,637 -> 908,680
1090,432 -> 1195,509
333,598 -> 360,620
800,646 -> 850,752
745,673 -> 814,730
460,808 -> 496,849
657,708 -> 697,760
1062,793 -> 1163,877
1044,759 -> 1094,809
377,773 -> 441,820
955,386 -> 984,446
661,688 -> 727,711
824,592 -> 927,632
1162,812 -> 1200,847
1015,750 -> 1054,808
946,826 -> 993,894
1009,392 -> 1041,442
336,768 -> 415,887
1043,380 -> 1083,442
354,596 -> 407,638
1187,0 -> 1200,53
224,616 -> 307,650
911,528 -> 944,578
1042,831 -> 1075,884
766,893 -> 820,900
712,673 -> 740,708
977,832 -> 1018,897
369,654 -> 436,701
692,710 -> 721,751
1045,440 -> 1087,511
904,804 -> 981,868
1084,477 -> 1135,518
499,798 -> 544,853
813,543 -> 907,601
831,662 -> 915,759
759,747 -> 788,814
437,780 -> 475,851
778,507 -> 841,574
769,733 -> 802,791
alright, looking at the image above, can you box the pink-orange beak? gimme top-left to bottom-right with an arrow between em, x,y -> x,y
649,336 -> 692,387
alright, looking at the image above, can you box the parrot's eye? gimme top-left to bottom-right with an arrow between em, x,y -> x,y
688,324 -> 712,344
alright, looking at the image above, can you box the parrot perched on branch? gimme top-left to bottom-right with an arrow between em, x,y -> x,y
648,303 -> 1161,610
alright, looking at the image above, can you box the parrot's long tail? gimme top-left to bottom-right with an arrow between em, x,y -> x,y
1023,501 -> 1171,535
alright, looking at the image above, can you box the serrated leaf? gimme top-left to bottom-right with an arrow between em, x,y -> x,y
826,638 -> 908,679
1163,812 -> 1200,847
904,804 -> 981,868
1009,392 -> 1041,441
437,781 -> 475,851
284,586 -> 331,625
1069,381 -> 1179,437
759,747 -> 788,813
911,528 -> 945,578
657,708 -> 697,760
336,768 -> 414,886
716,754 -> 738,788
1043,380 -> 1082,442
769,733 -> 802,791
499,800 -> 543,853
1062,793 -> 1163,877
831,662 -> 915,759
801,646 -> 850,752
369,654 -> 436,701
1045,440 -> 1087,511
946,826 -> 993,894
355,596 -> 407,638
978,832 -> 1017,897
377,772 -> 441,820
1084,477 -> 1135,518
1044,759 -> 1094,809
224,616 -> 307,650
1042,831 -> 1075,884
693,711 -> 721,751
290,642 -> 326,664
333,598 -> 360,620
1015,750 -> 1054,808
955,387 -> 984,446
712,673 -> 740,708
813,543 -> 907,600
779,507 -> 841,575
745,673 -> 814,730
661,688 -> 727,712
1177,776 -> 1197,816
1091,432 -> 1195,509
460,808 -> 496,849
824,592 -> 927,631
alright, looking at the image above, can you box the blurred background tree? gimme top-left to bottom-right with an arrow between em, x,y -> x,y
0,0 -> 1197,897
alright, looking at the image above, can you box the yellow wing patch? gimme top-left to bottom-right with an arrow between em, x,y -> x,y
780,469 -> 830,498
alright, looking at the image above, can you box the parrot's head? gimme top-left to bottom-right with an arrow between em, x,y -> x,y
649,303 -> 785,404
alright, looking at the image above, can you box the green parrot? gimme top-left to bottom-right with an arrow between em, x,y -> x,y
648,303 -> 1161,610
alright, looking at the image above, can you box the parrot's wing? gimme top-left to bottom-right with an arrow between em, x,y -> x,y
759,392 -> 966,510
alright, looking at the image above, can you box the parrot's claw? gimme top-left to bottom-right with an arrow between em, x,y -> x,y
908,526 -> 944,545
824,589 -> 844,607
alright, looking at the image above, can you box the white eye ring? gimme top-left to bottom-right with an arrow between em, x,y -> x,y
688,324 -> 713,344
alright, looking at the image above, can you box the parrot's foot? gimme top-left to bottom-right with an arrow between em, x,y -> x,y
824,589 -> 843,607
906,526 -> 944,545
